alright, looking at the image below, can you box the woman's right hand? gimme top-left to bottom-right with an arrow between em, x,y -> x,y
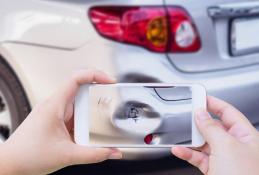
172,96 -> 259,175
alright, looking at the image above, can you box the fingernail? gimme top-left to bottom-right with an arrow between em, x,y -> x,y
195,109 -> 209,121
109,152 -> 122,159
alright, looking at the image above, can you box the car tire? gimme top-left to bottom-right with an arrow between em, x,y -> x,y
0,56 -> 31,141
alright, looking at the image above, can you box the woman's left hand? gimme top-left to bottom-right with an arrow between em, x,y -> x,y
0,69 -> 122,175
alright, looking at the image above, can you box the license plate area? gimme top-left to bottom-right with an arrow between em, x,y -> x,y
230,17 -> 259,56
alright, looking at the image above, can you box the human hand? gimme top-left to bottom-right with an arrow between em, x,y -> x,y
0,70 -> 122,175
172,96 -> 259,175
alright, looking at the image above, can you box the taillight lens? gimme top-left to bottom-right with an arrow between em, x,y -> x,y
89,6 -> 201,53
144,134 -> 153,144
167,8 -> 201,52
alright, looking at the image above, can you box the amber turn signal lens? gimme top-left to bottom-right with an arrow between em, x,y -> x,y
146,17 -> 168,47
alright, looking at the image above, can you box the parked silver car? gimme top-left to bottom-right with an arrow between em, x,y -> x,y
1,0 -> 259,161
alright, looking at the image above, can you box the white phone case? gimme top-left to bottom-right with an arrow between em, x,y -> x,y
75,83 -> 206,148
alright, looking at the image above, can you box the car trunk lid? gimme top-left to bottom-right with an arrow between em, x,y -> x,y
164,0 -> 259,73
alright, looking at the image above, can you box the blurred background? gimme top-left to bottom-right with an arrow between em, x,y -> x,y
1,0 -> 259,174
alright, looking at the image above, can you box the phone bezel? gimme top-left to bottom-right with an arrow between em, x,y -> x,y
74,83 -> 206,147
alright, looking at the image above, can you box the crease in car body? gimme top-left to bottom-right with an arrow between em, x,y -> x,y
86,85 -> 193,146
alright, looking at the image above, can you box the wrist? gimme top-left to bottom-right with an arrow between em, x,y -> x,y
0,142 -> 22,175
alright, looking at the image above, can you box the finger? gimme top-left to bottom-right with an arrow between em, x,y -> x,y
200,143 -> 210,155
63,69 -> 116,102
72,69 -> 116,84
195,108 -> 234,148
65,116 -> 74,136
194,120 -> 225,155
192,143 -> 210,155
69,145 -> 122,165
207,96 -> 254,131
49,69 -> 116,119
171,147 -> 208,174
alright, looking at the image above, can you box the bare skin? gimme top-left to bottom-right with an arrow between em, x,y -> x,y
172,96 -> 259,175
1,70 -> 258,175
0,70 -> 122,175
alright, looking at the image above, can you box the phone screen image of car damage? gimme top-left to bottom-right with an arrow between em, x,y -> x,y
89,85 -> 192,146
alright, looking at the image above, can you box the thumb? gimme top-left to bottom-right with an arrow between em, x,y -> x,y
69,145 -> 122,165
195,109 -> 233,149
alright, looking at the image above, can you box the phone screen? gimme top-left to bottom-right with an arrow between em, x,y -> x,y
88,85 -> 193,146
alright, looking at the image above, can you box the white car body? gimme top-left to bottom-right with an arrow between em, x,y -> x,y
1,0 -> 259,159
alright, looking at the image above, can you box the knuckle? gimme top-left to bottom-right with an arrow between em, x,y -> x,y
215,105 -> 229,118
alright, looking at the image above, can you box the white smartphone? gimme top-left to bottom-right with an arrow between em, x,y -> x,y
74,83 -> 206,148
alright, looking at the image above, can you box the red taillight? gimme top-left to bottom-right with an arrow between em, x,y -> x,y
89,6 -> 201,53
144,134 -> 153,144
167,8 -> 201,52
